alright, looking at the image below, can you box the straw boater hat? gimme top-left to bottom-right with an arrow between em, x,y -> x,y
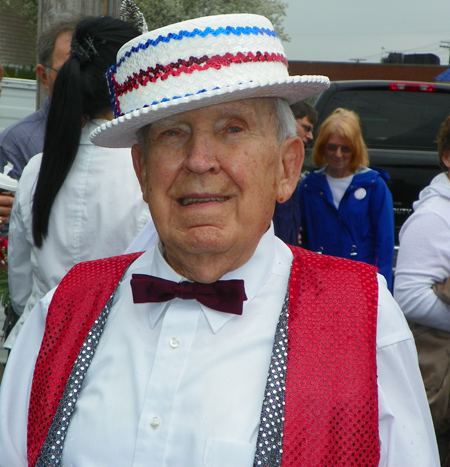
91,13 -> 330,148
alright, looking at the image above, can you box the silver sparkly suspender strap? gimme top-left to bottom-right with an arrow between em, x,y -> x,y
253,289 -> 289,467
35,275 -> 125,467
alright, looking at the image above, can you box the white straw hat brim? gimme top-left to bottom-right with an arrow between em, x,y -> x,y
91,75 -> 329,148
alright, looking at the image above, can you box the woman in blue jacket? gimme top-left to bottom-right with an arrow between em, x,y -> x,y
299,108 -> 394,289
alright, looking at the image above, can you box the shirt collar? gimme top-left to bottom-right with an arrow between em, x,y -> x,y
131,224 -> 280,333
80,119 -> 110,144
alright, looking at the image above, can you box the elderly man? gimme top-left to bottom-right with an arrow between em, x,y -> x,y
0,13 -> 439,467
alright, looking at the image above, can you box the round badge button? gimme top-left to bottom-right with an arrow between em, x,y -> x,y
354,188 -> 366,200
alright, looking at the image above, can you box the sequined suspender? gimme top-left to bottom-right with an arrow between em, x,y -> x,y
27,252 -> 143,467
281,246 -> 380,467
253,247 -> 379,467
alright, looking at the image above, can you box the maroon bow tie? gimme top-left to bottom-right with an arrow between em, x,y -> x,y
130,274 -> 247,315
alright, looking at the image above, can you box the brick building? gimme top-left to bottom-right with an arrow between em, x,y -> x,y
289,60 -> 449,83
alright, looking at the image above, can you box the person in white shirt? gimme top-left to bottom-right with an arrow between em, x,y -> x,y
5,16 -> 153,350
395,114 -> 450,464
0,13 -> 439,467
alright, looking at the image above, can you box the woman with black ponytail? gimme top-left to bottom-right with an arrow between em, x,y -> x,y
6,16 -> 153,348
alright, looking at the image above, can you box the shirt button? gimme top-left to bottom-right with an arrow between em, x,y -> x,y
169,338 -> 180,348
150,417 -> 161,429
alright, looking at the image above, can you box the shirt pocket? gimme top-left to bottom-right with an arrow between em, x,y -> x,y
203,438 -> 255,467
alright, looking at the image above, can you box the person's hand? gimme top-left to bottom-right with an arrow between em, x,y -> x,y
0,195 -> 13,227
297,227 -> 302,246
433,277 -> 450,305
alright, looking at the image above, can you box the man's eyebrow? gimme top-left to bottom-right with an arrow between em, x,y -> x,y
152,101 -> 259,129
217,101 -> 259,117
152,116 -> 181,128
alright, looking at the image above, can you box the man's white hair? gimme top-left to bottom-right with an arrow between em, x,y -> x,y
271,98 -> 297,143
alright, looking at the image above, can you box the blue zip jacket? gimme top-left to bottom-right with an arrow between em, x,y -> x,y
299,166 -> 394,290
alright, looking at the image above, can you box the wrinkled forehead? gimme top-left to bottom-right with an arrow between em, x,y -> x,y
162,98 -> 273,124
140,98 -> 276,138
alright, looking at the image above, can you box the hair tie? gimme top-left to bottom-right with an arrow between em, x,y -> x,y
71,35 -> 100,64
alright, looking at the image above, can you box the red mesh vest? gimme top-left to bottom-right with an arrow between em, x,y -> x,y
283,246 -> 379,466
27,246 -> 379,467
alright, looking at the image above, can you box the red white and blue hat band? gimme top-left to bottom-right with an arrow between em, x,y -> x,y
91,14 -> 330,148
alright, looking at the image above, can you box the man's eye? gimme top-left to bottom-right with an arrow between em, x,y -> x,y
226,126 -> 243,133
162,129 -> 181,136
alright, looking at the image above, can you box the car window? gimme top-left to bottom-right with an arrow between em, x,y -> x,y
318,90 -> 450,151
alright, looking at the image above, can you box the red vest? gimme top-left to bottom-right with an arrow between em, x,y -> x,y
27,247 -> 379,466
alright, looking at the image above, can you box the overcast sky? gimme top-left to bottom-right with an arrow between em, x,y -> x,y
281,0 -> 450,66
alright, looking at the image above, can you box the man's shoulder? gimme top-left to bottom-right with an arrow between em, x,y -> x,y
303,168 -> 325,181
300,169 -> 327,191
48,253 -> 145,319
1,107 -> 46,139
0,107 -> 47,171
67,252 -> 144,278
289,245 -> 377,275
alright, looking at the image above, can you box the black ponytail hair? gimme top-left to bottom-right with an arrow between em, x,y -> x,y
32,16 -> 140,247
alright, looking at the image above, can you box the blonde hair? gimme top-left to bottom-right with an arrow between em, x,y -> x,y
312,108 -> 369,173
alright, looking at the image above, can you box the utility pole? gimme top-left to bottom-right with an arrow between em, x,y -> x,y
440,41 -> 450,66
36,0 -> 121,107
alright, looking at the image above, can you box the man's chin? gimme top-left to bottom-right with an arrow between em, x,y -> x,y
179,226 -> 232,253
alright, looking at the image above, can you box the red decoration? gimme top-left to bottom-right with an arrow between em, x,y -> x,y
113,51 -> 288,97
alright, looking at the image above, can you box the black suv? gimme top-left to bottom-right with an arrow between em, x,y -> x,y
308,80 -> 450,243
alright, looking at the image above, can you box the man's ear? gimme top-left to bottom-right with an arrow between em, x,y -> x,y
36,64 -> 50,93
277,137 -> 304,203
131,144 -> 149,204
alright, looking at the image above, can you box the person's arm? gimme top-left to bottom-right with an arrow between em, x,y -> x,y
394,210 -> 450,331
0,194 -> 13,224
432,277 -> 450,303
8,186 -> 33,316
376,275 -> 440,466
369,179 -> 394,290
0,292 -> 53,467
0,130 -> 29,182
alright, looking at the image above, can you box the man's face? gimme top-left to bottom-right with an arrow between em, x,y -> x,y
296,116 -> 314,144
132,98 -> 303,282
48,31 -> 72,96
36,31 -> 72,98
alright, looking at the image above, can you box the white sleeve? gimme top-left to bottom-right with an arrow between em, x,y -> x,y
376,275 -> 440,466
0,290 -> 54,467
394,210 -> 450,331
8,180 -> 34,316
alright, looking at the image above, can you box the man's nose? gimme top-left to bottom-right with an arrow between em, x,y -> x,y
184,134 -> 220,174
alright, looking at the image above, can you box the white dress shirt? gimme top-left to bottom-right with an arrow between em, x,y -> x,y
6,119 -> 153,348
0,227 -> 439,467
